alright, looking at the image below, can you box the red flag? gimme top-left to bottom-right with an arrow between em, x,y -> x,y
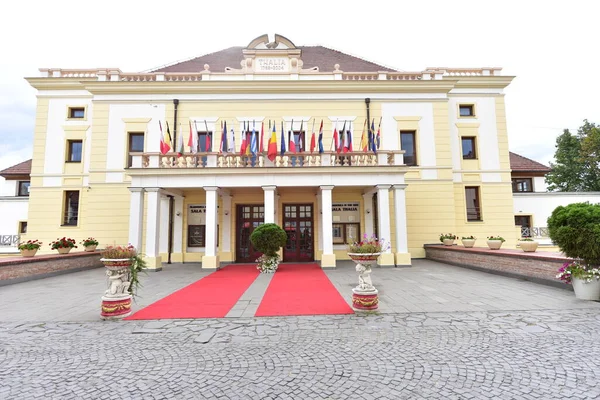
310,129 -> 316,153
159,121 -> 168,154
333,126 -> 339,152
259,122 -> 264,153
288,120 -> 297,154
240,122 -> 247,155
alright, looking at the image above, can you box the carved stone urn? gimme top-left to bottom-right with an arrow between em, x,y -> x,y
347,253 -> 380,311
99,258 -> 133,319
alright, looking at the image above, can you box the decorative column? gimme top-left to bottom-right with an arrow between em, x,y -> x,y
144,188 -> 162,271
221,194 -> 232,262
320,185 -> 336,268
362,192 -> 375,237
128,188 -> 144,251
393,185 -> 412,266
202,187 -> 219,269
263,186 -> 276,224
376,185 -> 395,267
173,196 -> 184,262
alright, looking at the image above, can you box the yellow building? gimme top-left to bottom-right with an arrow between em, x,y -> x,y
24,34 -> 516,270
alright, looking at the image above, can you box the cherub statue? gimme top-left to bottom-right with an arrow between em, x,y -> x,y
106,270 -> 131,297
355,263 -> 375,292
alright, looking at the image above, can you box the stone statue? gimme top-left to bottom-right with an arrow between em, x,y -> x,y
105,269 -> 131,297
355,263 -> 375,292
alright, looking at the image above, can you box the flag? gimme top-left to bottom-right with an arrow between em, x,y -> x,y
338,121 -> 346,154
245,122 -> 252,156
370,119 -> 377,154
220,121 -> 227,154
165,121 -> 173,153
288,119 -> 297,154
159,121 -> 170,155
250,121 -> 258,155
259,121 -> 264,153
298,120 -> 303,152
176,122 -> 184,157
240,121 -> 247,155
267,121 -> 277,161
360,119 -> 368,152
280,121 -> 286,156
346,124 -> 353,152
228,123 -> 235,154
189,121 -> 198,154
376,117 -> 381,149
318,119 -> 324,154
310,122 -> 316,153
333,122 -> 339,153
203,120 -> 211,152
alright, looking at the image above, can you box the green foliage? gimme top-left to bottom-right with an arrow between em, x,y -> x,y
439,233 -> 457,242
461,236 -> 476,240
548,202 -> 600,266
546,120 -> 600,191
130,255 -> 147,298
250,223 -> 287,257
487,236 -> 505,242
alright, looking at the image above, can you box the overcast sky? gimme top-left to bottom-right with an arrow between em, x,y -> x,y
0,0 -> 598,170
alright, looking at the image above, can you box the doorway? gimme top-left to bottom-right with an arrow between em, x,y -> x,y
236,205 -> 264,263
283,204 -> 314,262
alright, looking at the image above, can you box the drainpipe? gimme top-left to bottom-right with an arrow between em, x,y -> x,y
365,98 -> 371,135
167,195 -> 174,264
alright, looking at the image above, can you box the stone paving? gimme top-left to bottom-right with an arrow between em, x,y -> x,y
1,260 -> 600,398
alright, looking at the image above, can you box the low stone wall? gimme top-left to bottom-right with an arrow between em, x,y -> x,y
0,251 -> 103,286
424,244 -> 571,289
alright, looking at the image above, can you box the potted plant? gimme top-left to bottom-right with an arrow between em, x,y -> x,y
461,236 -> 476,248
557,261 -> 600,300
250,223 -> 287,273
81,237 -> 99,252
50,237 -> 77,254
347,234 -> 389,311
548,202 -> 600,301
518,237 -> 538,252
439,233 -> 457,246
18,240 -> 42,257
486,236 -> 505,250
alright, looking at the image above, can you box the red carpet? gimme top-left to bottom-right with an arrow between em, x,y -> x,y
126,264 -> 259,320
255,263 -> 354,317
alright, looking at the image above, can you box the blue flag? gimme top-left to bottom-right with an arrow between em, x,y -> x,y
250,121 -> 257,155
371,119 -> 377,154
280,121 -> 286,156
318,119 -> 324,154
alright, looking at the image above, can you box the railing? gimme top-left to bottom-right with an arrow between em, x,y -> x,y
0,235 -> 20,247
521,227 -> 549,238
425,67 -> 502,77
132,151 -> 404,169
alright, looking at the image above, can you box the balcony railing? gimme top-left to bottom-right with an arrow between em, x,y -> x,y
130,151 -> 405,169
521,227 -> 549,238
0,235 -> 20,247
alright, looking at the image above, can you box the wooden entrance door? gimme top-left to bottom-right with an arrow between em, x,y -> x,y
236,205 -> 264,263
283,204 -> 314,262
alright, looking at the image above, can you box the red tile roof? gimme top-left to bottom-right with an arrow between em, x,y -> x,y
0,159 -> 32,177
153,46 -> 396,73
509,152 -> 551,173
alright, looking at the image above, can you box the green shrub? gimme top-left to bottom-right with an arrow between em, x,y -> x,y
250,223 -> 287,257
547,202 -> 600,266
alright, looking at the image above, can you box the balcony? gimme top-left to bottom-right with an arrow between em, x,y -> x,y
130,151 -> 405,170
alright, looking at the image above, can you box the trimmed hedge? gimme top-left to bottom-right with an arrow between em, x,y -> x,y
250,223 -> 287,257
548,202 -> 600,265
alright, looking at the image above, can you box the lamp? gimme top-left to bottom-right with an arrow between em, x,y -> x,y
366,209 -> 371,214
224,210 -> 229,216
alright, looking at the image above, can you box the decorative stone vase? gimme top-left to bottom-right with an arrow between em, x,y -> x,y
572,277 -> 600,301
461,239 -> 476,248
486,240 -> 503,250
56,247 -> 72,254
442,239 -> 455,246
20,249 -> 38,257
100,258 -> 133,319
84,244 -> 97,252
519,241 -> 538,252
348,253 -> 380,311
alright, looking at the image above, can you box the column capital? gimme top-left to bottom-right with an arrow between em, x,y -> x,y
262,185 -> 277,192
145,187 -> 161,193
376,184 -> 392,190
203,186 -> 219,192
320,185 -> 334,191
128,187 -> 144,193
393,184 -> 408,190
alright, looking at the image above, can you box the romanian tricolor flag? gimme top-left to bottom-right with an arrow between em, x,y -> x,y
267,121 -> 277,161
159,121 -> 170,155
360,119 -> 368,152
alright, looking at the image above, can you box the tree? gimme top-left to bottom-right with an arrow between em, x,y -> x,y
546,120 -> 600,191
250,223 -> 287,257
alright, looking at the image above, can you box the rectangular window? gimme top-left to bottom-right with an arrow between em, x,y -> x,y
128,133 -> 144,167
18,181 -> 30,196
68,107 -> 85,119
63,190 -> 80,226
67,140 -> 83,162
400,131 -> 417,166
332,223 -> 361,244
19,221 -> 27,234
512,178 -> 533,192
461,137 -> 477,159
459,104 -> 474,117
465,187 -> 481,221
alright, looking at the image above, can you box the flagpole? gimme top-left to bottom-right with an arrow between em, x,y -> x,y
311,119 -> 315,153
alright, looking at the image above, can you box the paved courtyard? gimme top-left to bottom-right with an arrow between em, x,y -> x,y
1,260 -> 600,398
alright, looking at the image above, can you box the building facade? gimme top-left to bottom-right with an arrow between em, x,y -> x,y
0,159 -> 30,255
24,34 -> 517,269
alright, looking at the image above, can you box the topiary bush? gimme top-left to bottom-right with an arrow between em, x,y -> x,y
250,223 -> 287,257
547,202 -> 600,266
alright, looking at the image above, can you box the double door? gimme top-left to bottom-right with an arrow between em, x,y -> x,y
236,205 -> 264,263
283,204 -> 314,262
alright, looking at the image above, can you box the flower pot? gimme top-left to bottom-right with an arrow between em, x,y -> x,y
100,258 -> 133,271
486,240 -> 503,250
461,239 -> 476,248
57,247 -> 72,254
442,239 -> 455,246
519,241 -> 538,252
84,245 -> 97,252
347,253 -> 381,267
572,277 -> 600,301
20,249 -> 38,257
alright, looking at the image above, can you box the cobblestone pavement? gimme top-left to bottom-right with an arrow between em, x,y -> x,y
2,308 -> 600,399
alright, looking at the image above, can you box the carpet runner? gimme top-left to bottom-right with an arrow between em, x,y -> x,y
255,263 -> 354,317
126,264 -> 259,320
